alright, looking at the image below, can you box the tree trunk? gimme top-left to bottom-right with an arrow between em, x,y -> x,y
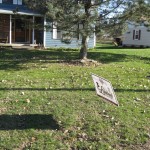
79,36 -> 88,59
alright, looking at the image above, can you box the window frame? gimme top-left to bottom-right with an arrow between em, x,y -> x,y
13,0 -> 22,5
52,22 -> 62,40
133,29 -> 141,40
135,30 -> 139,40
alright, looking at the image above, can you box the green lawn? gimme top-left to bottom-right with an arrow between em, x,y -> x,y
0,45 -> 150,150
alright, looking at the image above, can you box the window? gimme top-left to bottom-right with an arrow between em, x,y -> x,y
133,30 -> 141,40
135,31 -> 139,39
52,22 -> 62,39
1,0 -> 22,4
52,22 -> 81,40
13,0 -> 22,5
2,0 -> 12,4
52,30 -> 62,39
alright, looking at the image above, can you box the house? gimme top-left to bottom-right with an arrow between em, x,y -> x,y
0,0 -> 96,48
122,22 -> 150,47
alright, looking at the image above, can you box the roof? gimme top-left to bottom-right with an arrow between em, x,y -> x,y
0,4 -> 41,16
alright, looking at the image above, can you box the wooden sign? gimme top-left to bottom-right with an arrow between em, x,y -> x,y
92,74 -> 119,106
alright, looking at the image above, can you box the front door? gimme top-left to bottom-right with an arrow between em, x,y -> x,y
12,18 -> 31,43
15,19 -> 25,42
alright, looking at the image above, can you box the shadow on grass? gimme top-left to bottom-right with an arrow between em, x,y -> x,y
88,52 -> 150,64
0,87 -> 149,92
0,47 -> 149,70
0,114 -> 60,130
0,87 -> 95,91
95,45 -> 148,50
89,52 -> 127,63
115,89 -> 150,92
95,46 -> 122,49
0,48 -> 79,70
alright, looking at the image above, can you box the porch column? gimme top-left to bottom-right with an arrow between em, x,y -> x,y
9,15 -> 12,44
43,16 -> 46,47
32,16 -> 35,44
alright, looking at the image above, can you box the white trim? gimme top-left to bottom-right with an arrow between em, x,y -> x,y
9,15 -> 12,44
18,0 -> 22,5
13,0 -> 17,4
53,22 -> 57,39
13,0 -> 22,5
32,16 -> 35,44
135,30 -> 139,40
0,10 -> 42,16
43,17 -> 46,47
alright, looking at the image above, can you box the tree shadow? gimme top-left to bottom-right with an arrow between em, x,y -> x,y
0,48 -> 79,70
0,47 -> 149,70
0,87 -> 95,91
115,88 -> 150,93
95,45 -> 148,50
0,114 -> 60,130
89,52 -> 126,63
95,46 -> 122,49
88,52 -> 150,64
0,87 -> 149,93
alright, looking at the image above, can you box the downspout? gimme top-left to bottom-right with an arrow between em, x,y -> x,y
43,16 -> 46,48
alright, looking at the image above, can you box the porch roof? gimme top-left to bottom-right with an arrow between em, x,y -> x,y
0,4 -> 42,16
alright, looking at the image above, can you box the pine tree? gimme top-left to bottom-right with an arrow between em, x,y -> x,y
44,0 -> 128,59
24,0 -> 149,59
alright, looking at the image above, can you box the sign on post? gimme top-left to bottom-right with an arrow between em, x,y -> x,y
92,74 -> 119,106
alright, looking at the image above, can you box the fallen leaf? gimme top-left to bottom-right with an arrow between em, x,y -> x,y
21,92 -> 25,95
26,99 -> 30,103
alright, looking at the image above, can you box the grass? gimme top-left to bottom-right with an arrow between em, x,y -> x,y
0,44 -> 150,150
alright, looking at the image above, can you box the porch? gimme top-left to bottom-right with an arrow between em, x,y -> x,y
0,14 -> 44,45
0,43 -> 39,51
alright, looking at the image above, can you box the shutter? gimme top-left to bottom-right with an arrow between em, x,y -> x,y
13,0 -> 17,4
53,22 -> 57,39
133,30 -> 135,40
18,0 -> 22,5
138,30 -> 141,40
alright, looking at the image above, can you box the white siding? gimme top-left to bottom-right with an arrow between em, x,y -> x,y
123,26 -> 150,47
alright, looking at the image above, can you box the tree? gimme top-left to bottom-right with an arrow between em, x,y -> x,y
45,0 -> 129,59
24,0 -> 148,59
121,0 -> 150,23
97,0 -> 150,41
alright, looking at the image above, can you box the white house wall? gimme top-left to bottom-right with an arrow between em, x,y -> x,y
123,26 -> 150,47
